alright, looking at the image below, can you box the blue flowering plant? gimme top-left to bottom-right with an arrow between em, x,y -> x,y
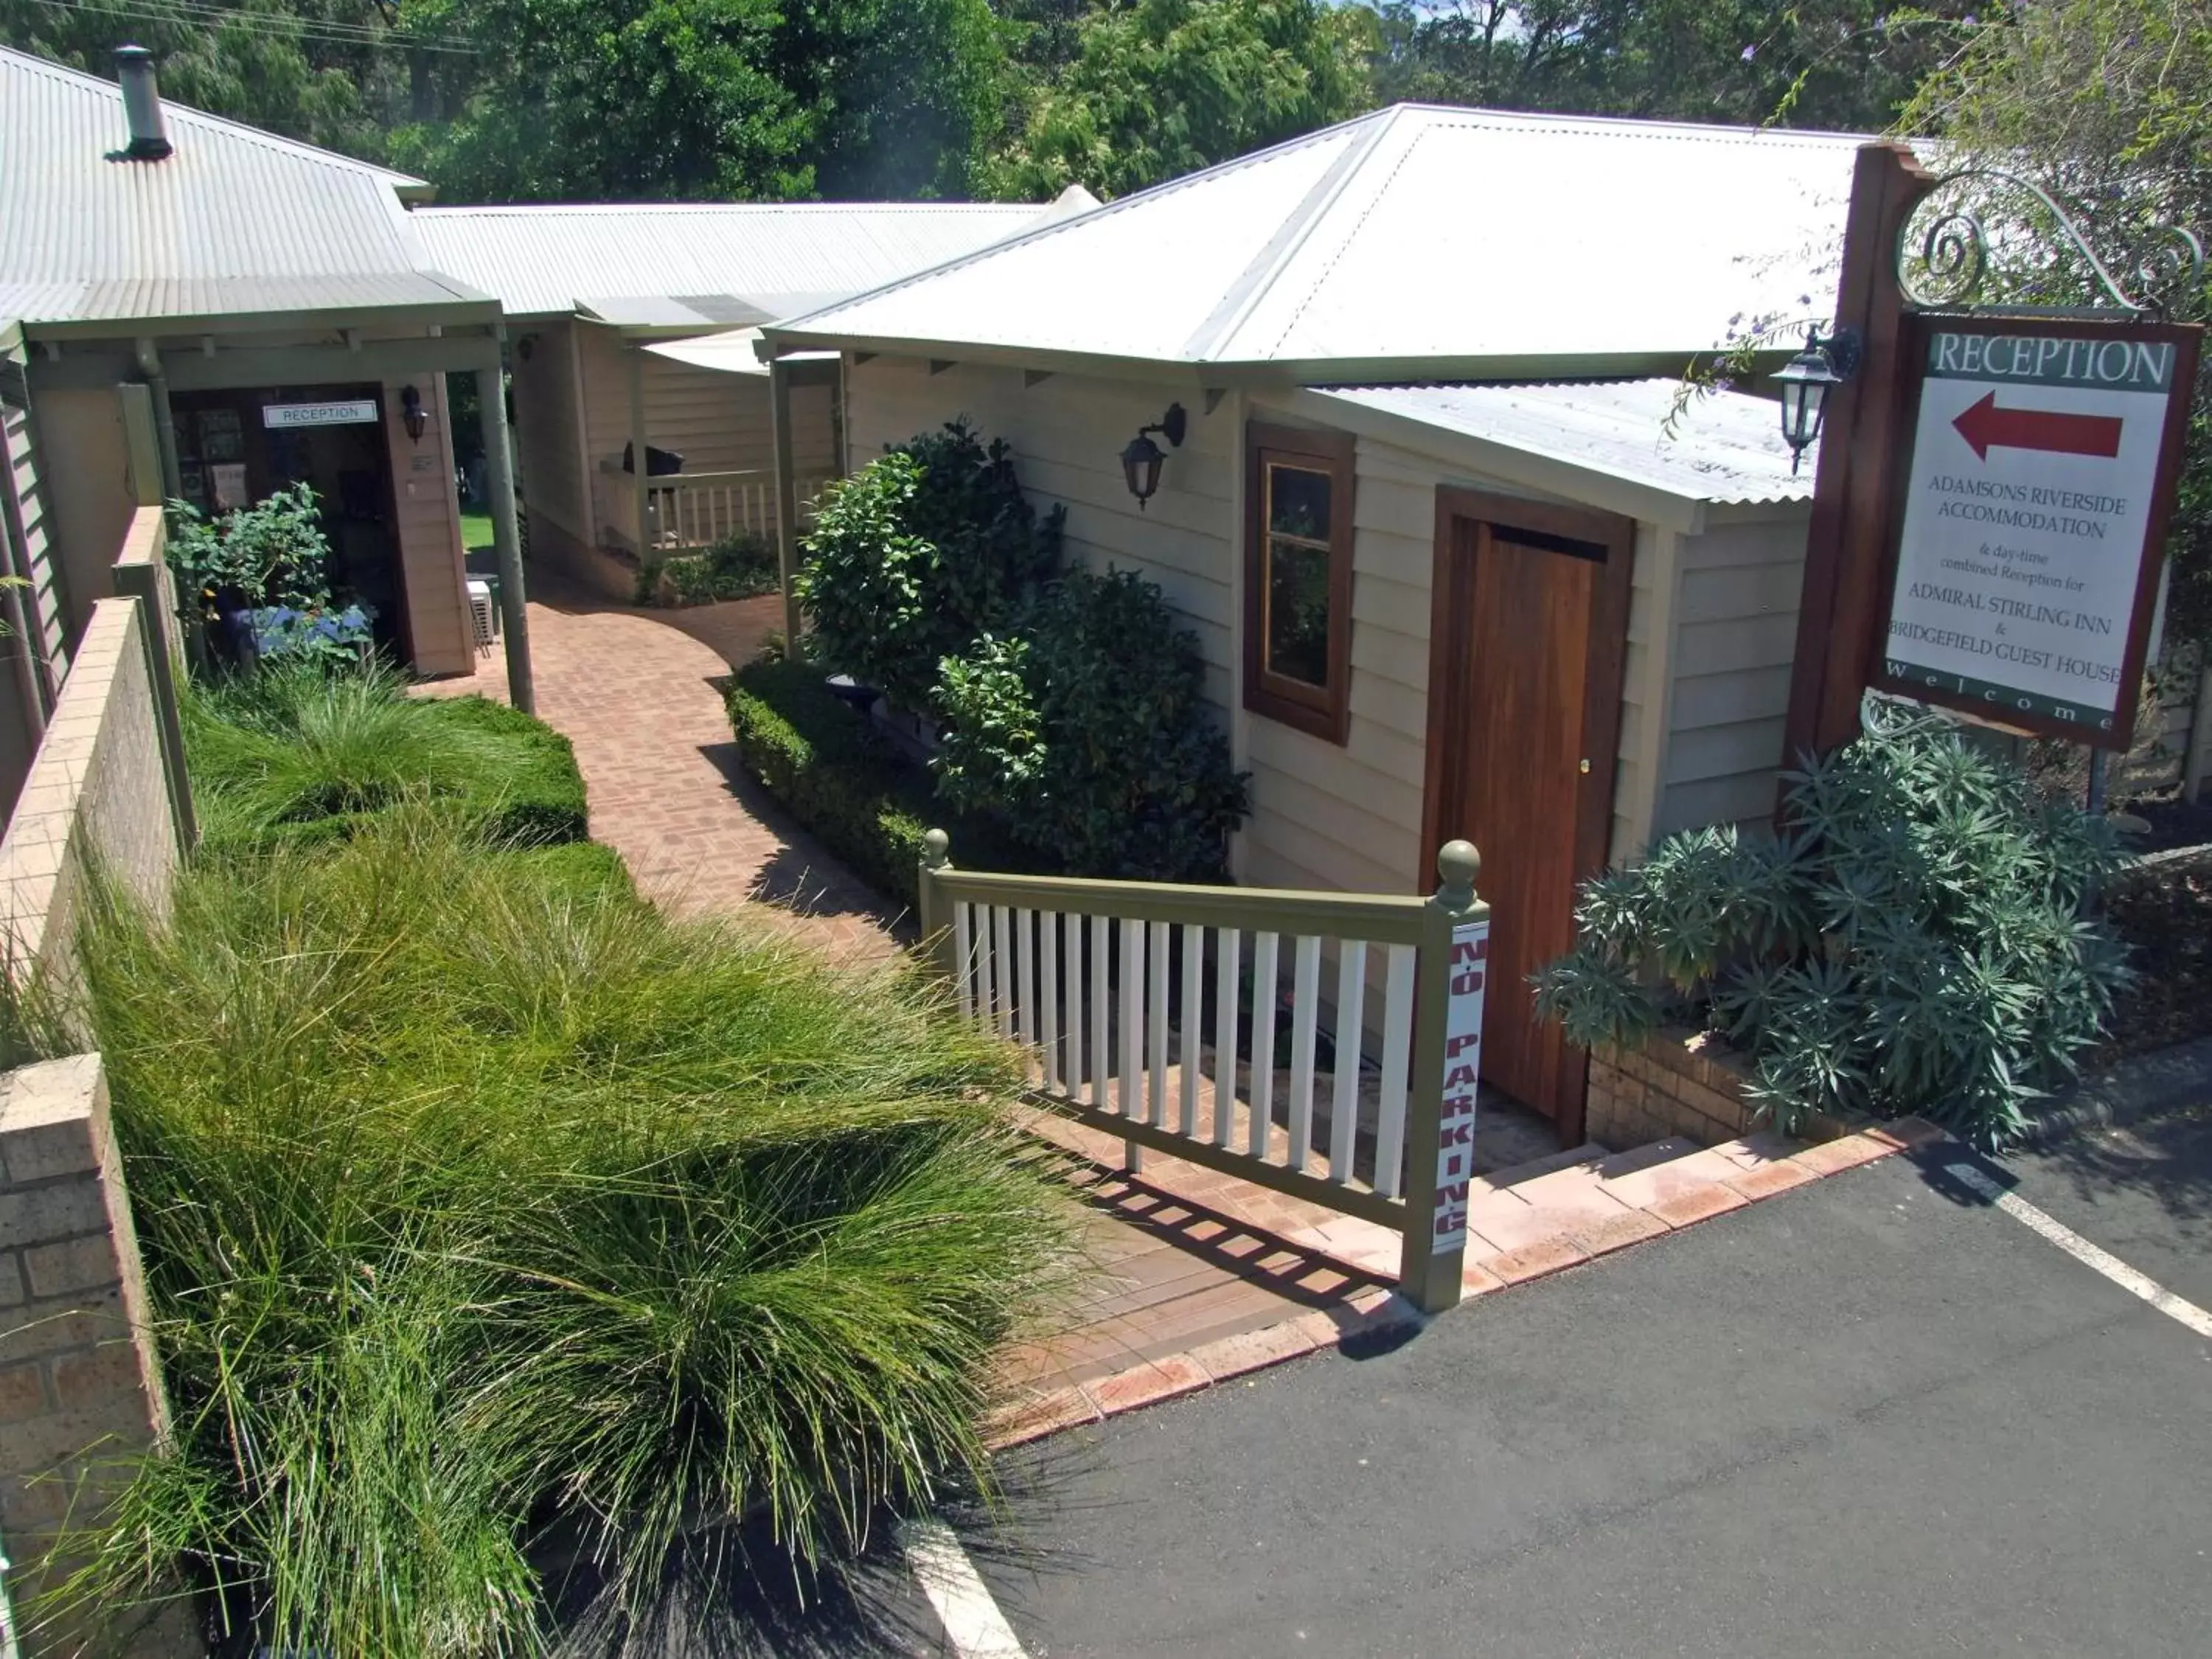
167,482 -> 380,675
242,603 -> 375,668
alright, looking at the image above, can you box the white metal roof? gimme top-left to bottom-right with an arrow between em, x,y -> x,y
641,327 -> 840,376
0,46 -> 484,329
767,104 -> 1867,380
411,200 -> 1052,322
576,293 -> 778,332
1313,380 -> 1812,508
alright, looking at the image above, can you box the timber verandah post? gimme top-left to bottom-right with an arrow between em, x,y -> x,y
770,354 -> 804,657
477,364 -> 535,715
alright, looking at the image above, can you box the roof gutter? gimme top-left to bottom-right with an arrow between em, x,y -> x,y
19,295 -> 501,344
758,327 -> 1801,395
1269,386 -> 1716,532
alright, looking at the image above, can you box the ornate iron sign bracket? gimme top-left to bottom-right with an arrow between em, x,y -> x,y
1895,164 -> 2203,317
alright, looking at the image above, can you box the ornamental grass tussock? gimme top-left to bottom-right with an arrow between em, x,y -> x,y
26,669 -> 1072,1656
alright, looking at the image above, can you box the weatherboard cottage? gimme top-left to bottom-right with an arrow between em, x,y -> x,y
759,104 -> 1868,1139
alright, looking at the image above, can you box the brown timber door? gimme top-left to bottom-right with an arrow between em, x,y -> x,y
1423,488 -> 1633,1141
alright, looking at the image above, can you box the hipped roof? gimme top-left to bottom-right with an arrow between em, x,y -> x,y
412,200 -> 1062,325
762,105 -> 1867,383
0,46 -> 489,331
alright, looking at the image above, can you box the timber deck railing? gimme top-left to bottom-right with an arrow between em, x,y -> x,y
599,465 -> 832,554
917,830 -> 1492,1312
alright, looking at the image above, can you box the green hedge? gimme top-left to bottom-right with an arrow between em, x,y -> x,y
187,672 -> 589,857
725,658 -> 1029,912
415,695 -> 590,846
505,838 -> 636,906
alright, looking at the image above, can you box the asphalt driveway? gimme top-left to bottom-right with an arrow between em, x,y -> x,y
947,1114 -> 2212,1658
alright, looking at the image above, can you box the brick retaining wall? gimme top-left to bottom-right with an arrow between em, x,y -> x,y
0,591 -> 187,1652
0,1055 -> 184,1655
0,597 -> 178,1019
1587,1026 -> 1756,1150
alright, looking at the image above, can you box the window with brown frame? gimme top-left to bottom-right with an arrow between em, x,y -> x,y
1244,422 -> 1355,744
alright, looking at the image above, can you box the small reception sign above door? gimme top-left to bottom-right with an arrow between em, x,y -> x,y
262,399 -> 379,429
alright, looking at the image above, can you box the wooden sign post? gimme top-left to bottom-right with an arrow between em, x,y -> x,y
1780,143 -> 1936,763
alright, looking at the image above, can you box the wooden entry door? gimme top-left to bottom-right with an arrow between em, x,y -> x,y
1423,488 -> 1633,1139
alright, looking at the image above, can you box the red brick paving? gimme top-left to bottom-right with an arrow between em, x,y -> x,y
417,572 -> 900,964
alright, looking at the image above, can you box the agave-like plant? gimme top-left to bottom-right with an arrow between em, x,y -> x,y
1532,701 -> 2130,1148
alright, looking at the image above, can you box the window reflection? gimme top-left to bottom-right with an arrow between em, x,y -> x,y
1264,463 -> 1332,689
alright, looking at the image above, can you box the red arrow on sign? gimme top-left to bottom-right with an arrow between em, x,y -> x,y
1952,391 -> 2123,462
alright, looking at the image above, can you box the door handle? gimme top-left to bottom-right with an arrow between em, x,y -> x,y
1578,758 -> 1591,775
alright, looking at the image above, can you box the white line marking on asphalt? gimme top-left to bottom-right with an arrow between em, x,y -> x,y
1947,1159 -> 2212,1340
898,1517 -> 1030,1658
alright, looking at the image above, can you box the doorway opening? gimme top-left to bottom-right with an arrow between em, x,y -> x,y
1422,487 -> 1635,1142
170,383 -> 415,665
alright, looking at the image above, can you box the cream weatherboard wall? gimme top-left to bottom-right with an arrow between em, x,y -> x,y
840,353 -> 1812,901
26,386 -> 134,653
844,356 -> 1504,897
1649,515 -> 1810,838
848,356 -> 1239,695
380,375 -> 473,676
570,322 -> 838,552
511,318 -> 593,562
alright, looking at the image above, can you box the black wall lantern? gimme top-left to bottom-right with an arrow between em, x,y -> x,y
400,384 -> 427,445
1772,326 -> 1860,474
1119,402 -> 1187,509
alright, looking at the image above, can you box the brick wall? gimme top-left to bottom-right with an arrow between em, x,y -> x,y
0,591 -> 187,1651
1587,1026 -> 1756,1150
0,1054 -> 183,1655
0,597 -> 178,1020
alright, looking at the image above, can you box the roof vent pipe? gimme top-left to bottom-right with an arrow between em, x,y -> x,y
114,46 -> 173,160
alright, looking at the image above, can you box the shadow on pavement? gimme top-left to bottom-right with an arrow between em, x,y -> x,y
540,1454 -> 1114,1657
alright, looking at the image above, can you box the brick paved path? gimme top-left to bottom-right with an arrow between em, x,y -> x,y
421,572 -> 901,964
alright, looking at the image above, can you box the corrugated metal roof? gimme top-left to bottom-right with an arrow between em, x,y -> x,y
642,329 -> 841,376
1315,380 -> 1812,506
411,201 -> 1051,321
767,105 -> 1867,375
576,293 -> 777,330
0,46 -> 482,326
0,271 -> 486,327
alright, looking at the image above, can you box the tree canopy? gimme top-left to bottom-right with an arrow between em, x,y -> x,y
0,0 -> 402,159
983,0 -> 1374,199
1371,1 -> 1977,133
1900,1 -> 2212,645
1,0 -> 1999,206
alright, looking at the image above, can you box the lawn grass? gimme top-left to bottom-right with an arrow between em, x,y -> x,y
459,509 -> 496,553
34,668 -> 1070,1654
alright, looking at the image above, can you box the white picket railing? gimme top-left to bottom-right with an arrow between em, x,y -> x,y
918,832 -> 1492,1313
599,465 -> 832,554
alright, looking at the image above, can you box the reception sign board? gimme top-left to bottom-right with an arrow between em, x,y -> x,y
1874,316 -> 2201,747
262,399 -> 378,428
